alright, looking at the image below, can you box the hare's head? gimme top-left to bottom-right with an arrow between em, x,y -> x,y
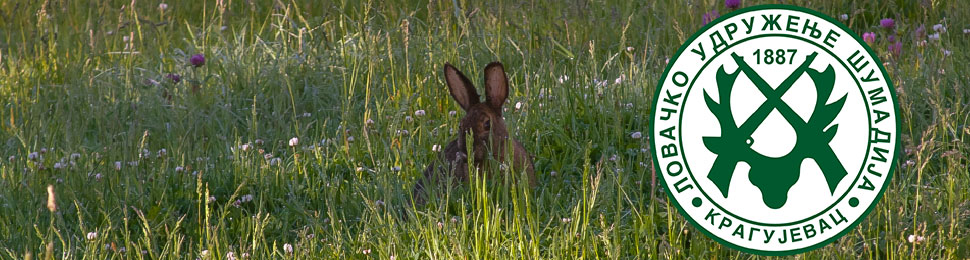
443,62 -> 512,163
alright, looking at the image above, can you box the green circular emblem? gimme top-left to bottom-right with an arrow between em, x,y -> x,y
650,5 -> 899,255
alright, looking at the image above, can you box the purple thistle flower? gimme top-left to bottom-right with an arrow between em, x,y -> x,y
888,41 -> 902,56
880,18 -> 895,29
165,73 -> 181,83
725,0 -> 741,10
702,10 -> 720,26
862,32 -> 876,45
888,35 -> 896,43
189,54 -> 205,67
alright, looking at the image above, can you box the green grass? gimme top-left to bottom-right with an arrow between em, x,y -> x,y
0,0 -> 968,258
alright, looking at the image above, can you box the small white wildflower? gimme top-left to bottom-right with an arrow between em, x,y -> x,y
943,49 -> 952,57
71,153 -> 81,161
254,139 -> 264,145
269,158 -> 281,166
375,200 -> 385,206
365,119 -> 375,125
631,132 -> 643,139
29,152 -> 39,160
123,35 -> 130,42
95,173 -> 103,180
157,149 -> 167,158
391,166 -> 401,171
220,26 -> 228,31
283,243 -> 294,254
128,161 -> 138,167
86,232 -> 98,240
200,250 -> 210,258
347,136 -> 355,142
7,155 -> 14,161
451,216 -> 458,223
907,234 -> 924,244
933,24 -> 946,33
158,3 -> 168,11
558,75 -> 569,83
437,222 -> 444,229
550,171 -> 557,177
302,112 -> 311,117
449,110 -> 458,117
839,14 -> 848,21
226,252 -> 236,260
208,196 -> 216,203
175,166 -> 184,172
53,162 -> 65,170
241,253 -> 250,258
432,144 -> 442,152
614,74 -> 626,85
141,149 -> 150,159
626,46 -> 635,52
610,154 -> 619,161
362,249 -> 371,255
240,194 -> 253,203
561,217 -> 572,223
405,116 -> 413,123
263,153 -> 273,160
515,101 -> 523,110
415,110 -> 426,117
119,247 -> 126,253
240,144 -> 251,151
114,161 -> 122,170
289,137 -> 299,147
963,28 -> 970,34
929,32 -> 940,41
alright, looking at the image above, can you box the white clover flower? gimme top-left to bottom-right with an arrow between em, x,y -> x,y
515,102 -> 523,110
626,46 -> 635,52
283,243 -> 294,254
561,217 -> 572,223
362,249 -> 371,254
200,250 -> 210,258
631,132 -> 643,139
614,74 -> 626,85
432,144 -> 442,152
289,137 -> 299,147
86,232 -> 98,240
415,110 -> 426,117
558,75 -> 569,83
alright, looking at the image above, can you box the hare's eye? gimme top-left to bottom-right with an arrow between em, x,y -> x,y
483,119 -> 491,131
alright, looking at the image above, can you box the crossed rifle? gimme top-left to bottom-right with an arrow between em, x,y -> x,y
704,52 -> 848,208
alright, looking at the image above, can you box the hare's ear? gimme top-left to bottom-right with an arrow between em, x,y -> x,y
483,62 -> 509,111
444,63 -> 480,110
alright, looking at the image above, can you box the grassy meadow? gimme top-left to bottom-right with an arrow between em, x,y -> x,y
1,0 -> 968,258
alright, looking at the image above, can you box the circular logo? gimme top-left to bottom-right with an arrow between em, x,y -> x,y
650,5 -> 899,255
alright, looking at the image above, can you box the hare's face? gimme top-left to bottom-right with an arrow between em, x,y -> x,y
460,104 -> 509,161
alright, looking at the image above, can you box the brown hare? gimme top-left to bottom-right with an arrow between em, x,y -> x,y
412,62 -> 536,206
